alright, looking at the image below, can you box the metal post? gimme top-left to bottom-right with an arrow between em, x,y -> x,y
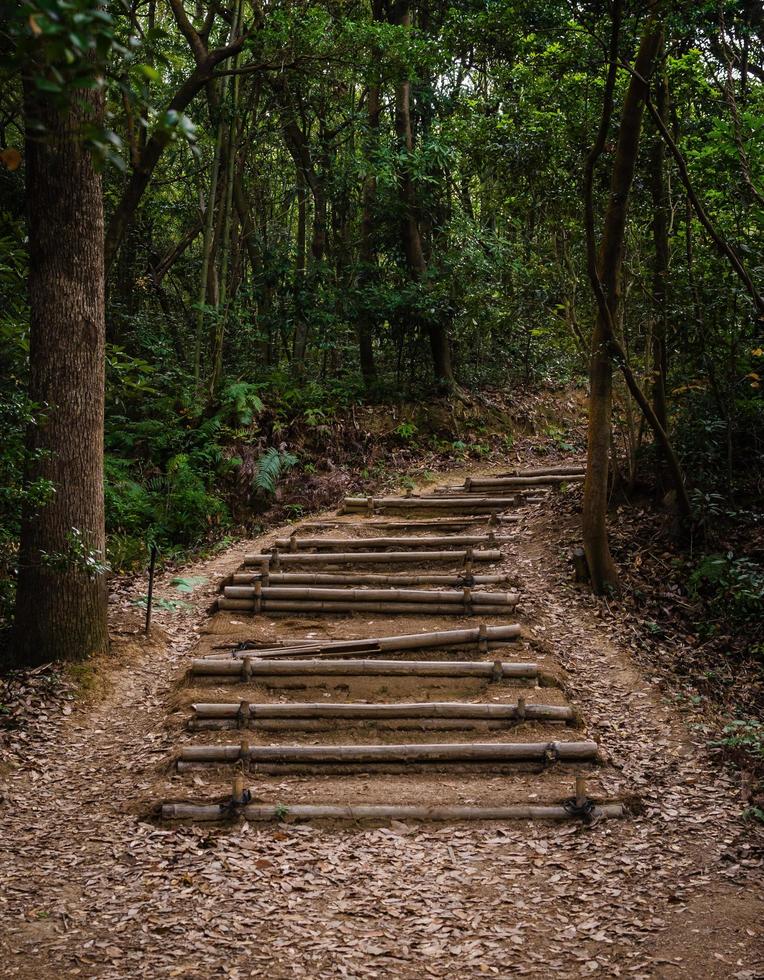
145,542 -> 158,635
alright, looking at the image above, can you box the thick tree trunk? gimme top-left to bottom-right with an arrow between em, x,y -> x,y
13,83 -> 109,666
582,12 -> 662,592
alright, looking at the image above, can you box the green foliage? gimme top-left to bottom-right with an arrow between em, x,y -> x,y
253,448 -> 298,497
717,719 -> 764,761
394,421 -> 418,442
40,528 -> 109,578
688,553 -> 764,629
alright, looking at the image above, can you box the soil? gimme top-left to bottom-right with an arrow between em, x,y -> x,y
0,461 -> 762,979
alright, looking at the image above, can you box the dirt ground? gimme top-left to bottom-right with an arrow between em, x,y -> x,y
1,466 -> 762,978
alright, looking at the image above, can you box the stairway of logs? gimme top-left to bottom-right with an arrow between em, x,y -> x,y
160,464 -> 625,825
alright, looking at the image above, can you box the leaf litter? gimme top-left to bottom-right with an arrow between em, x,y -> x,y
0,469 -> 762,978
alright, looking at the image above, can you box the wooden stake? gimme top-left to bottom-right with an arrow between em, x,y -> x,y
575,775 -> 587,807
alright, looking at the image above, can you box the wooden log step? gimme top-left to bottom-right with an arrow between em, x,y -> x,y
230,572 -> 508,587
206,624 -> 522,659
242,549 -> 502,567
175,740 -> 600,769
192,700 -> 574,723
223,586 -> 518,605
218,599 -> 514,615
161,800 -> 624,823
190,657 -> 539,681
266,534 -> 500,551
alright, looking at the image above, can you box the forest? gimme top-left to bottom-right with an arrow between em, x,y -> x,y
1,1 -> 764,973
4,0 -> 763,646
1,1 -> 763,756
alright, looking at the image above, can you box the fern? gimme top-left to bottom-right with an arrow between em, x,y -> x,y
220,381 -> 265,426
253,447 -> 298,496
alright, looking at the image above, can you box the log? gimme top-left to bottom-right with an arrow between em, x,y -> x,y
267,535 -> 499,551
161,801 -> 624,823
193,701 -> 574,721
218,598 -> 515,615
209,623 -> 522,659
230,572 -> 508,587
190,658 -> 539,680
242,550 -> 502,566
223,586 -> 518,605
176,740 -> 599,766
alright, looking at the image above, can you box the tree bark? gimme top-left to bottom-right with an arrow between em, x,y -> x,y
649,42 -> 670,437
13,82 -> 109,666
357,74 -> 381,385
583,7 -> 662,592
389,0 -> 454,388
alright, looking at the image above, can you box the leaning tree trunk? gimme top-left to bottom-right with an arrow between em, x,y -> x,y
582,10 -> 662,593
13,82 -> 109,666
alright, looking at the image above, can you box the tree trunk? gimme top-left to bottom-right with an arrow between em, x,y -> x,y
389,0 -> 455,389
357,76 -> 380,386
13,82 -> 109,666
650,43 -> 670,437
293,163 -> 308,365
582,10 -> 662,592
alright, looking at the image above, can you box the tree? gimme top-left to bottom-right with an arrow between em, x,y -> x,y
388,0 -> 454,389
11,4 -> 110,665
582,6 -> 662,592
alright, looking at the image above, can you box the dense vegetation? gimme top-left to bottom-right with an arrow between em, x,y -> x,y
1,0 -> 762,678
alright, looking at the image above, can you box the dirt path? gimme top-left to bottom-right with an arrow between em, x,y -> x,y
1,475 -> 762,979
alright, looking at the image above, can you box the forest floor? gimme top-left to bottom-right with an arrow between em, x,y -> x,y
0,458 -> 763,978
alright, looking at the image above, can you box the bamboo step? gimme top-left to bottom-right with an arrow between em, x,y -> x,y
223,586 -> 518,604
190,658 -> 541,681
463,475 -> 583,490
218,599 -> 515,615
228,572 -> 508,587
175,739 -> 600,771
190,699 -> 575,731
266,534 -> 501,551
295,516 -> 519,529
202,624 -> 522,659
342,497 -> 523,512
242,549 -> 503,567
161,800 -> 624,823
219,584 -> 519,615
496,465 -> 585,478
